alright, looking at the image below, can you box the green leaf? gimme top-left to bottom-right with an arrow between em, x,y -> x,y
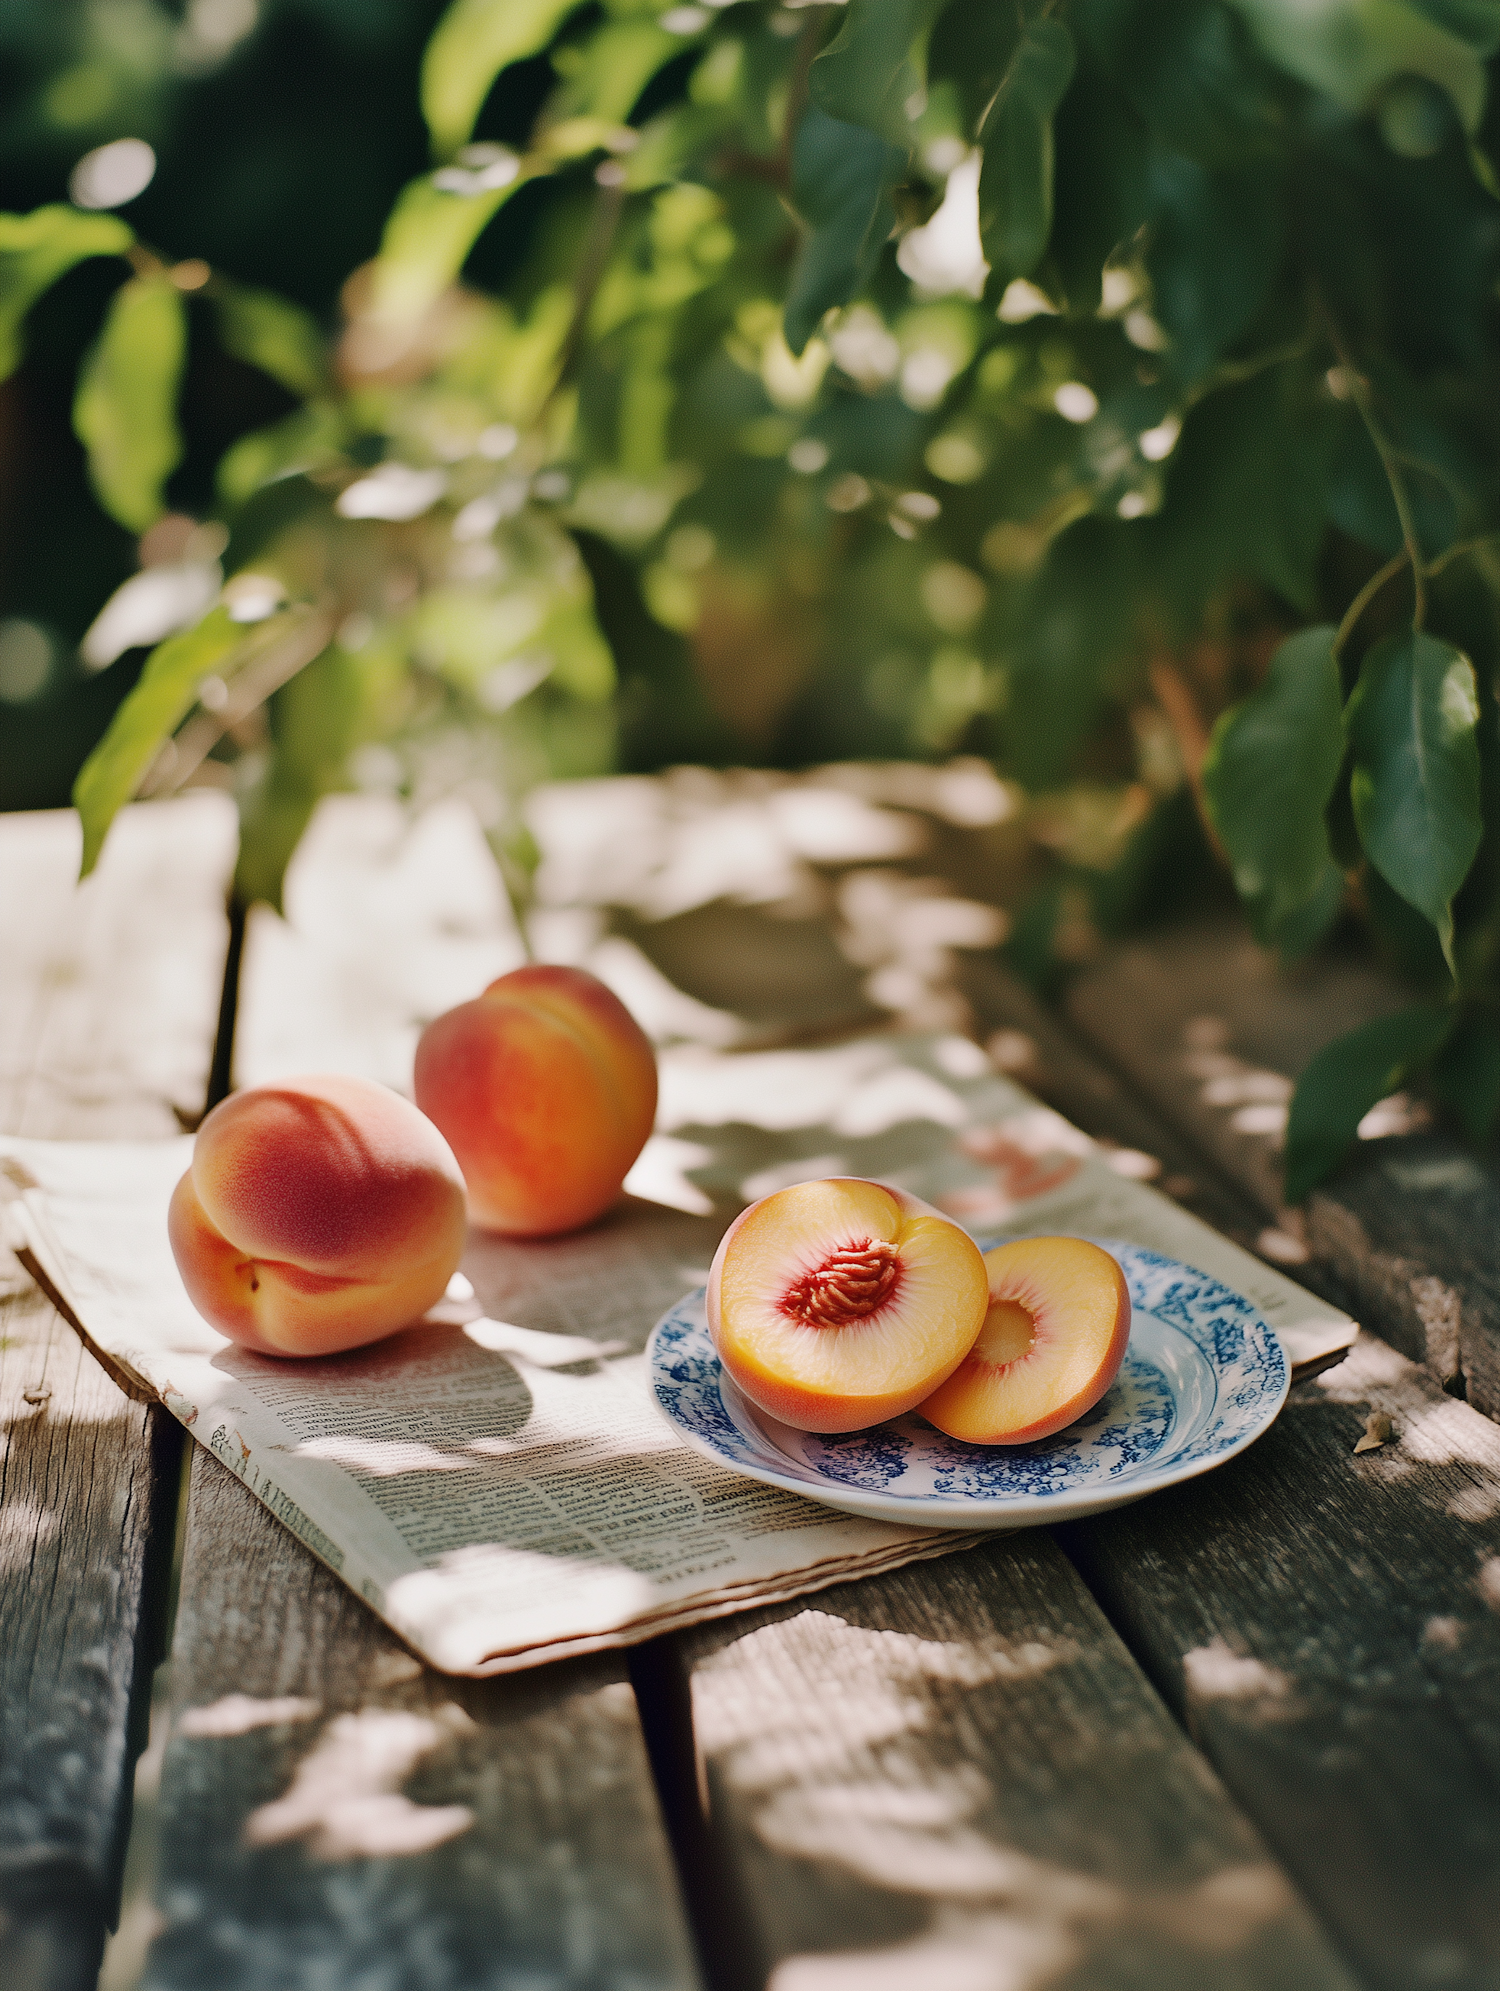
1049,47 -> 1154,309
0,205 -> 134,380
1203,625 -> 1346,940
1271,857 -> 1346,957
1146,366 -> 1336,622
368,163 -> 536,327
1431,1010 -> 1500,1144
73,607 -> 249,874
977,18 -> 1076,283
784,108 -> 904,356
1407,0 -> 1500,51
620,103 -> 722,192
810,0 -> 947,149
213,280 -> 328,400
1144,151 -> 1283,386
1346,629 -> 1482,971
927,2 -> 1027,138
1363,861 -> 1451,986
235,634 -> 408,908
216,402 -> 348,510
1284,1003 -> 1456,1200
73,273 -> 187,533
234,758 -> 321,914
1004,516 -> 1139,787
421,0 -> 580,158
1076,0 -> 1289,168
543,17 -> 677,125
1229,0 -> 1491,135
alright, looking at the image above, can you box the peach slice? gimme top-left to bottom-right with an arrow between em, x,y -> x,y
706,1177 -> 990,1433
918,1235 -> 1130,1445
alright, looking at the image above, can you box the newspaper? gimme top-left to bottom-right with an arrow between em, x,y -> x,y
3,1032 -> 1354,1676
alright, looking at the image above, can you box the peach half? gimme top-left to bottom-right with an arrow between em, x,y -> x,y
706,1177 -> 990,1433
414,964 -> 657,1237
918,1236 -> 1130,1445
168,1073 -> 467,1358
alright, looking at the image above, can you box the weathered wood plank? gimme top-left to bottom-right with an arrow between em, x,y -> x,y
1063,917 -> 1500,1413
148,792 -> 702,1989
958,924 -> 1500,1982
0,1275 -> 181,1989
0,798 -> 238,1139
1061,1331 -> 1500,1991
648,1535 -> 1356,1991
231,795 -> 526,1094
957,953 -> 1296,1264
0,796 -> 237,1988
142,1442 -> 698,1991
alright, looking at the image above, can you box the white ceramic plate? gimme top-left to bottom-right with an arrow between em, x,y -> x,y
647,1239 -> 1289,1529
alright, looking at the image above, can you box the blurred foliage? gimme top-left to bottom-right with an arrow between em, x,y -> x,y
2,0 -> 1500,1192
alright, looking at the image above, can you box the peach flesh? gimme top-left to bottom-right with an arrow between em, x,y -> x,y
918,1235 -> 1130,1445
414,964 -> 657,1237
168,1073 -> 467,1358
707,1177 -> 990,1433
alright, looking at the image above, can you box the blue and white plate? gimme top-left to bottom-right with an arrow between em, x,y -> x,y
647,1239 -> 1289,1529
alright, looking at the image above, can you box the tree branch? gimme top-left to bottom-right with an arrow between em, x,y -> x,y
1318,304 -> 1427,630
1332,550 -> 1409,658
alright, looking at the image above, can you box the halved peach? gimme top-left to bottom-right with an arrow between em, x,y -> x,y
706,1177 -> 990,1433
918,1235 -> 1130,1445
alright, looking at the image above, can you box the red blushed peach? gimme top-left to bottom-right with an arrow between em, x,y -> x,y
168,1074 -> 467,1358
413,964 -> 657,1237
918,1236 -> 1130,1445
707,1177 -> 990,1433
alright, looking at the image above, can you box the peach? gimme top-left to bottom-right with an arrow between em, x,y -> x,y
707,1177 -> 990,1433
413,964 -> 657,1237
168,1073 -> 467,1358
918,1236 -> 1130,1444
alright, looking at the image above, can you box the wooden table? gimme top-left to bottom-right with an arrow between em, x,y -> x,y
4,770 -> 1499,1991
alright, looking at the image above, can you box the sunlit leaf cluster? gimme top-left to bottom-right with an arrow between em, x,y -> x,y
3,0 -> 1500,1193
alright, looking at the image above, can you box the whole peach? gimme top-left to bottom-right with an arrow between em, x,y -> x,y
413,964 -> 657,1236
168,1073 -> 467,1357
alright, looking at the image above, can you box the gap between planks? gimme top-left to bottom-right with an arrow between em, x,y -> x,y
963,947 -> 1500,1991
147,813 -> 704,1991
0,797 -> 236,1991
1061,919 -> 1500,1419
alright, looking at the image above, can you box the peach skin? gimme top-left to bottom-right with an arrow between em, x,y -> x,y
168,1073 -> 467,1357
413,964 -> 657,1236
918,1235 -> 1130,1444
706,1177 -> 989,1433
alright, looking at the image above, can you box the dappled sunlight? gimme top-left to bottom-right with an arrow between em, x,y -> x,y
700,1608 -> 1303,1980
1180,1014 -> 1431,1153
462,1316 -> 627,1367
243,1705 -> 475,1861
0,1495 -> 57,1571
770,1909 -> 1075,1991
1316,1336 -> 1500,1472
586,935 -> 744,1048
528,770 -> 928,925
1447,1482 -> 1500,1523
1182,1638 -> 1294,1709
655,1036 -> 973,1140
698,1609 -> 1077,1892
1308,1336 -> 1500,1548
235,797 -> 525,1094
179,1694 -> 319,1738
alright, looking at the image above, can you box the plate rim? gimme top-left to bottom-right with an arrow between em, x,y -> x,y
646,1236 -> 1290,1528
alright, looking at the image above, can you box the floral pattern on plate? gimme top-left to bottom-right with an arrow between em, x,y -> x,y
647,1240 -> 1288,1530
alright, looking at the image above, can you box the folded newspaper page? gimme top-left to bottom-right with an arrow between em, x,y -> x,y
4,1032 -> 1354,1675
